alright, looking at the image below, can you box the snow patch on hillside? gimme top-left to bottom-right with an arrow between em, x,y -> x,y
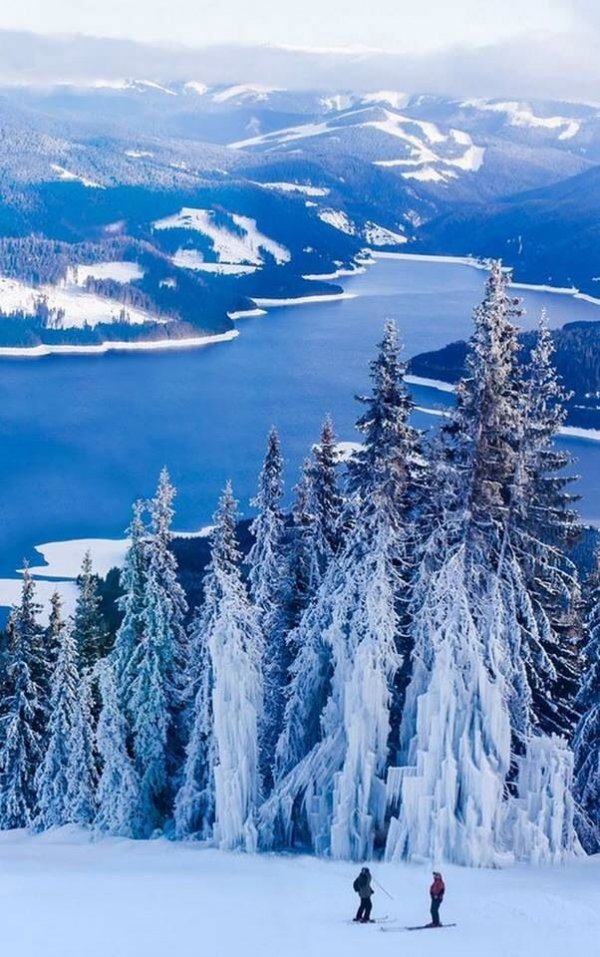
171,251 -> 258,274
375,124 -> 484,180
364,223 -> 407,246
321,93 -> 355,112
50,164 -> 104,188
230,120 -> 330,149
362,91 -> 410,109
184,81 -> 209,96
212,84 -> 283,103
66,262 -> 144,285
463,99 -> 581,140
124,149 -> 153,158
153,207 -> 290,266
318,209 -> 356,234
0,275 -> 157,329
260,182 -> 330,196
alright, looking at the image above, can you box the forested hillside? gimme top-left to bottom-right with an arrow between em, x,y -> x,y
409,318 -> 600,428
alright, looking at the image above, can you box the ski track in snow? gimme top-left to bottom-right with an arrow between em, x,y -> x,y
0,829 -> 595,957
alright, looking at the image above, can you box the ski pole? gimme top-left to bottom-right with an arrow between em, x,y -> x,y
373,877 -> 394,900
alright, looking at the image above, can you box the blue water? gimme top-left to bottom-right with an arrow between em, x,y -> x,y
1,256 -> 600,577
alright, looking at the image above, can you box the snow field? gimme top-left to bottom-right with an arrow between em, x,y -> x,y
0,829 -> 596,957
0,269 -> 155,330
152,207 -> 290,266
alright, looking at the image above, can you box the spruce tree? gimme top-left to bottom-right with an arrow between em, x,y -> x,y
513,316 -> 581,738
73,552 -> 109,672
247,428 -> 288,793
203,483 -> 263,851
307,416 -> 343,571
66,671 -> 97,825
264,323 -> 423,858
174,611 -> 215,840
45,590 -> 64,680
95,661 -> 140,837
385,265 -> 579,865
573,555 -> 600,852
129,469 -> 188,834
0,569 -> 45,828
35,608 -> 79,830
111,501 -> 149,717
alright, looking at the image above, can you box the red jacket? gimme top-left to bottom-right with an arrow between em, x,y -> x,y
430,876 -> 445,900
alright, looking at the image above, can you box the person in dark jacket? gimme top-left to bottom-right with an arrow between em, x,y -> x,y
429,871 -> 445,927
353,867 -> 374,922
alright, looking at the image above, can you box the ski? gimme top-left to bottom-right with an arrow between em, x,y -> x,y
380,922 -> 457,933
345,915 -> 392,925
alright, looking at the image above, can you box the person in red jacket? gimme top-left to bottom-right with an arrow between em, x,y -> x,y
429,871 -> 445,927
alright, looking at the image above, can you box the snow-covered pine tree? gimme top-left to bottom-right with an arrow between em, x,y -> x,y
306,416 -> 343,572
247,428 -> 289,793
95,660 -> 140,837
35,610 -> 79,830
111,501 -> 148,718
0,569 -> 45,829
279,425 -> 344,723
385,264 -> 528,865
174,494 -> 239,840
573,554 -> 600,852
45,590 -> 64,679
263,322 -> 423,859
72,552 -> 108,672
173,607 -> 214,840
129,469 -> 188,834
513,316 -> 581,739
66,670 -> 97,825
283,463 -> 320,635
199,482 -> 263,851
385,265 -> 580,865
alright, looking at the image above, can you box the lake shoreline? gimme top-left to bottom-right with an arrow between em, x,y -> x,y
3,250 -> 598,357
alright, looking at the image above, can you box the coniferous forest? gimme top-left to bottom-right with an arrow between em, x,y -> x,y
1,262 -> 599,866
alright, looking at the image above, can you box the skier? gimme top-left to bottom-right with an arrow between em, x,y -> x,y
429,871 -> 445,927
353,866 -> 375,922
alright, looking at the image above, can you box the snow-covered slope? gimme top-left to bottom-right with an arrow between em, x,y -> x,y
152,207 -> 290,267
461,99 -> 582,140
0,828 -> 596,957
0,273 -> 157,329
230,106 -> 486,184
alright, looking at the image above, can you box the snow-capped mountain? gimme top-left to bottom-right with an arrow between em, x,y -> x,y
0,78 -> 598,350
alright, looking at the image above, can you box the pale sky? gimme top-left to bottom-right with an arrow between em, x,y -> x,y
0,0 -> 586,53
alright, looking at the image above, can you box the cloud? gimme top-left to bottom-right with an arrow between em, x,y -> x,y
0,28 -> 597,103
563,0 -> 600,28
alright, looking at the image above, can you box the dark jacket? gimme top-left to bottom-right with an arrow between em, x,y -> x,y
354,870 -> 374,900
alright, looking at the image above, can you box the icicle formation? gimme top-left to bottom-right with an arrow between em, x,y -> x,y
262,322 -> 422,860
508,734 -> 578,864
247,428 -> 288,794
385,265 -> 580,866
385,546 -> 512,867
180,483 -> 263,851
